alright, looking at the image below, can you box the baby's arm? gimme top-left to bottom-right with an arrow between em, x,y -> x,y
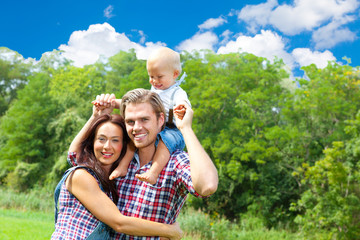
136,140 -> 170,185
109,142 -> 135,180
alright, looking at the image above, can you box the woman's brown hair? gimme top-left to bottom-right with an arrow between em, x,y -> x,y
77,114 -> 129,204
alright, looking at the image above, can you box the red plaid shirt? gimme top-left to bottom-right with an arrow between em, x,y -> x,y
111,149 -> 201,240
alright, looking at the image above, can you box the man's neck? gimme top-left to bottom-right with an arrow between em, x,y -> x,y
138,144 -> 156,167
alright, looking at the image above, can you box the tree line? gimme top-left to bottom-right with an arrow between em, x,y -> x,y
0,47 -> 359,238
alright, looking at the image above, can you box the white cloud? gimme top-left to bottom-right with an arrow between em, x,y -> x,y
217,30 -> 294,68
58,23 -> 164,67
238,0 -> 360,35
238,0 -> 278,33
198,16 -> 227,30
104,5 -> 115,19
220,29 -> 233,45
270,0 -> 359,35
292,48 -> 336,68
312,16 -> 357,49
176,32 -> 218,52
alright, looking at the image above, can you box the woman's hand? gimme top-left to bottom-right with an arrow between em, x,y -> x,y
163,222 -> 182,240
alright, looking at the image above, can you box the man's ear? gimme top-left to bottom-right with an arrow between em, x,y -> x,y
158,112 -> 165,128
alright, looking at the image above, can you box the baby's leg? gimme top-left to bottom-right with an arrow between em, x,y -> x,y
136,140 -> 170,185
109,143 -> 135,180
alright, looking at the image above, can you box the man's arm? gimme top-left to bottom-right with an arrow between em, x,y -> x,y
174,103 -> 218,197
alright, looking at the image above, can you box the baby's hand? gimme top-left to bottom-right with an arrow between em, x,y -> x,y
91,93 -> 116,108
91,93 -> 116,116
173,104 -> 186,120
174,103 -> 193,130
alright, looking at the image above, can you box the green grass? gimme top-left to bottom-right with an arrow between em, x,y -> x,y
0,207 -> 303,240
0,187 -> 308,239
0,208 -> 54,240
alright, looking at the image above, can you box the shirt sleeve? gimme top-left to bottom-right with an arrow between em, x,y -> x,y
174,151 -> 207,198
67,152 -> 78,166
174,88 -> 191,107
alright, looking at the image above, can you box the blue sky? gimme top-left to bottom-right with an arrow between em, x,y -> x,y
1,0 -> 360,77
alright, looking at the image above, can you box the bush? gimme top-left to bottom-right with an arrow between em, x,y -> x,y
5,162 -> 41,191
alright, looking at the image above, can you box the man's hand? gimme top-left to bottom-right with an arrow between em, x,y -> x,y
174,102 -> 193,131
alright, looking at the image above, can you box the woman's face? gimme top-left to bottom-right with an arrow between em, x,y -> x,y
93,122 -> 124,171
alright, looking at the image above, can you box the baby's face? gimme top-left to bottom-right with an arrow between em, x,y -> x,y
147,62 -> 177,90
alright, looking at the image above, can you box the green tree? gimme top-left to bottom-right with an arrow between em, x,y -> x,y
0,73 -> 57,189
105,50 -> 148,98
0,48 -> 31,115
183,51 -> 295,225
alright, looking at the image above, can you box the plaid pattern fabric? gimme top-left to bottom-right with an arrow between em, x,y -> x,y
52,153 -> 111,240
111,149 -> 201,240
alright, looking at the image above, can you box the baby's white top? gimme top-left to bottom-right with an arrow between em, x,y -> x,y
150,73 -> 191,124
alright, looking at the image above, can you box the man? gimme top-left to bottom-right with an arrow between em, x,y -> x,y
96,89 -> 218,240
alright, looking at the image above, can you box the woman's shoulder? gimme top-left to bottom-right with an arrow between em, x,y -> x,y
65,167 -> 100,192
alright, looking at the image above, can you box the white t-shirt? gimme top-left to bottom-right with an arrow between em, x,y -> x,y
151,84 -> 191,124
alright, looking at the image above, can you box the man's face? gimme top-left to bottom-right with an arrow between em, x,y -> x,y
124,102 -> 164,149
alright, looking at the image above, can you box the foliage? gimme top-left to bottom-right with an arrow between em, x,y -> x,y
0,187 -> 54,212
0,73 -> 58,188
0,48 -> 31,115
291,111 -> 360,239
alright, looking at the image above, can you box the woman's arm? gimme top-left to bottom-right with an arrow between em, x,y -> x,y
66,169 -> 182,239
69,94 -> 115,153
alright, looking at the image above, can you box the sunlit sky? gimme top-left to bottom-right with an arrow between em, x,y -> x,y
1,0 -> 359,77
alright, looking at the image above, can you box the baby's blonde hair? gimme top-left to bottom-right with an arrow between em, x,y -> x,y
147,47 -> 182,73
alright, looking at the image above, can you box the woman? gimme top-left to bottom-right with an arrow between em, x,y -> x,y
51,103 -> 182,239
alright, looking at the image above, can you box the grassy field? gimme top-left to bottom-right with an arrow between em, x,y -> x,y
0,188 -> 304,240
0,207 -> 304,240
0,208 -> 54,240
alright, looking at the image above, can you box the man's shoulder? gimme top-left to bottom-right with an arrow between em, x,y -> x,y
169,150 -> 189,165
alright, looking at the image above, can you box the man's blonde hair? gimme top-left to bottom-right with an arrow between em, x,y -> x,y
120,88 -> 166,131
